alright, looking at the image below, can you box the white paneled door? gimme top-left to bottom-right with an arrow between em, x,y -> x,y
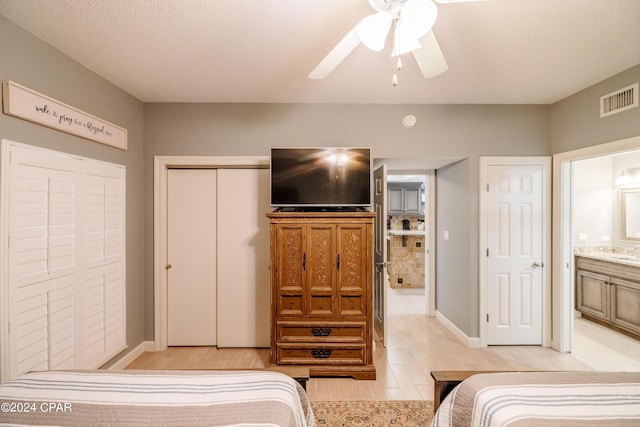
167,169 -> 217,346
486,164 -> 544,345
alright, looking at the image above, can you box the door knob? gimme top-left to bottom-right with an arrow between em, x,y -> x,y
165,264 -> 172,269
530,262 -> 542,269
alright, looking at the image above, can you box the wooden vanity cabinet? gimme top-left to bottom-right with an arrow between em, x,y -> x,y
576,256 -> 640,339
267,211 -> 376,380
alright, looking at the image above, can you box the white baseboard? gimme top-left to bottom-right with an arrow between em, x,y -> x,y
107,341 -> 155,370
436,310 -> 481,348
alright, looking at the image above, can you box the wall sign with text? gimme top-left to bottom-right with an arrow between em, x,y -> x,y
2,80 -> 127,150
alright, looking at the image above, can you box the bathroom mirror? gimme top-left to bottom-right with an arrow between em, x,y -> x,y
621,188 -> 640,241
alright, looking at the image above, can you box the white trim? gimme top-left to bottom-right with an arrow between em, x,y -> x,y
436,311 -> 481,348
106,341 -> 155,370
479,156 -> 551,348
153,156 -> 269,351
552,135 -> 640,352
0,140 -> 11,382
426,170 -> 436,316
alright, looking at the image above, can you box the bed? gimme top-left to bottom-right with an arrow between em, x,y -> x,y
431,371 -> 640,427
0,369 -> 315,426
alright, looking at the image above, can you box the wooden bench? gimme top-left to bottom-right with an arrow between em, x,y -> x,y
431,370 -> 501,413
266,365 -> 310,391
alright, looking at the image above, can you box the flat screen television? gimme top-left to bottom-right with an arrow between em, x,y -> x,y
270,147 -> 372,209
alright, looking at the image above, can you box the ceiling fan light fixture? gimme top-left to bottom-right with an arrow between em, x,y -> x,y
357,11 -> 393,51
390,0 -> 437,56
400,0 -> 438,40
308,0 -> 449,80
615,171 -> 635,186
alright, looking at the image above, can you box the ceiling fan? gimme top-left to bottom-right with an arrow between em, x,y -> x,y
308,0 -> 487,80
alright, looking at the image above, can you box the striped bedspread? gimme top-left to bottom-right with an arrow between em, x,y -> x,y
431,371 -> 640,427
0,370 -> 315,426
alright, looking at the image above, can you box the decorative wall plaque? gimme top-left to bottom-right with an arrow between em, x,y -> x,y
2,80 -> 127,150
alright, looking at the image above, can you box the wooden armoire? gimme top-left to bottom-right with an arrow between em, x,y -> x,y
267,211 -> 376,380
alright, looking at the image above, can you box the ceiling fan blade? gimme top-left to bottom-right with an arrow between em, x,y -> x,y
412,31 -> 448,78
308,25 -> 361,79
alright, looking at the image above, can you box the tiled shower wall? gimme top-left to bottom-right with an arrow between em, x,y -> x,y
388,216 -> 425,289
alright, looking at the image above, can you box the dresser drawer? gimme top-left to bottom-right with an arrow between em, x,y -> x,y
276,344 -> 365,365
277,321 -> 366,343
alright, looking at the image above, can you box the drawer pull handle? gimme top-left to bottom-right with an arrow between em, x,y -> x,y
311,328 -> 332,337
311,349 -> 332,359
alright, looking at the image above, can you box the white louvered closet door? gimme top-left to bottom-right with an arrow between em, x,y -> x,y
1,140 -> 126,382
8,147 -> 79,380
80,160 -> 126,368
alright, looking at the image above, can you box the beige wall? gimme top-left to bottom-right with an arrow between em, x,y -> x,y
144,103 -> 549,338
0,16 -> 146,358
550,64 -> 640,154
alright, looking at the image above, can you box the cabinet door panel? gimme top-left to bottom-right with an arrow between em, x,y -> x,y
388,188 -> 403,212
306,224 -> 336,316
611,278 -> 640,334
278,295 -> 304,317
404,188 -> 420,212
338,295 -> 366,316
337,224 -> 368,316
276,225 -> 305,316
308,296 -> 334,317
576,270 -> 609,320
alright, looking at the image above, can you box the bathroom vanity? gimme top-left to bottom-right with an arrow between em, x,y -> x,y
576,254 -> 640,339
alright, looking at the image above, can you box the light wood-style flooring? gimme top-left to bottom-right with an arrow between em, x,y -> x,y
127,287 -> 640,401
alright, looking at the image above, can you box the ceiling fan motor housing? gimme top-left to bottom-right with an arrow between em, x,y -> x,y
368,0 -> 397,12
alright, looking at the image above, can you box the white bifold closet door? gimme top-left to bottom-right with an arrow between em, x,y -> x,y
166,168 -> 269,348
1,140 -> 126,383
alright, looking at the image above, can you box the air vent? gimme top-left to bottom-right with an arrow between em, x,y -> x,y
600,83 -> 638,118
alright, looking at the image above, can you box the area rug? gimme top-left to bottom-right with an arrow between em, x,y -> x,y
310,400 -> 434,426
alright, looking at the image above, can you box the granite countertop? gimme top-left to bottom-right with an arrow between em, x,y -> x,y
576,252 -> 640,267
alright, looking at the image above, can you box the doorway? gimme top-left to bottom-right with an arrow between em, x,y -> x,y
386,173 -> 429,315
373,166 -> 436,347
553,135 -> 640,352
153,156 -> 270,351
557,143 -> 640,353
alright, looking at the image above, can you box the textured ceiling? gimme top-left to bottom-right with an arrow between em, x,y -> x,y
1,0 -> 639,104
